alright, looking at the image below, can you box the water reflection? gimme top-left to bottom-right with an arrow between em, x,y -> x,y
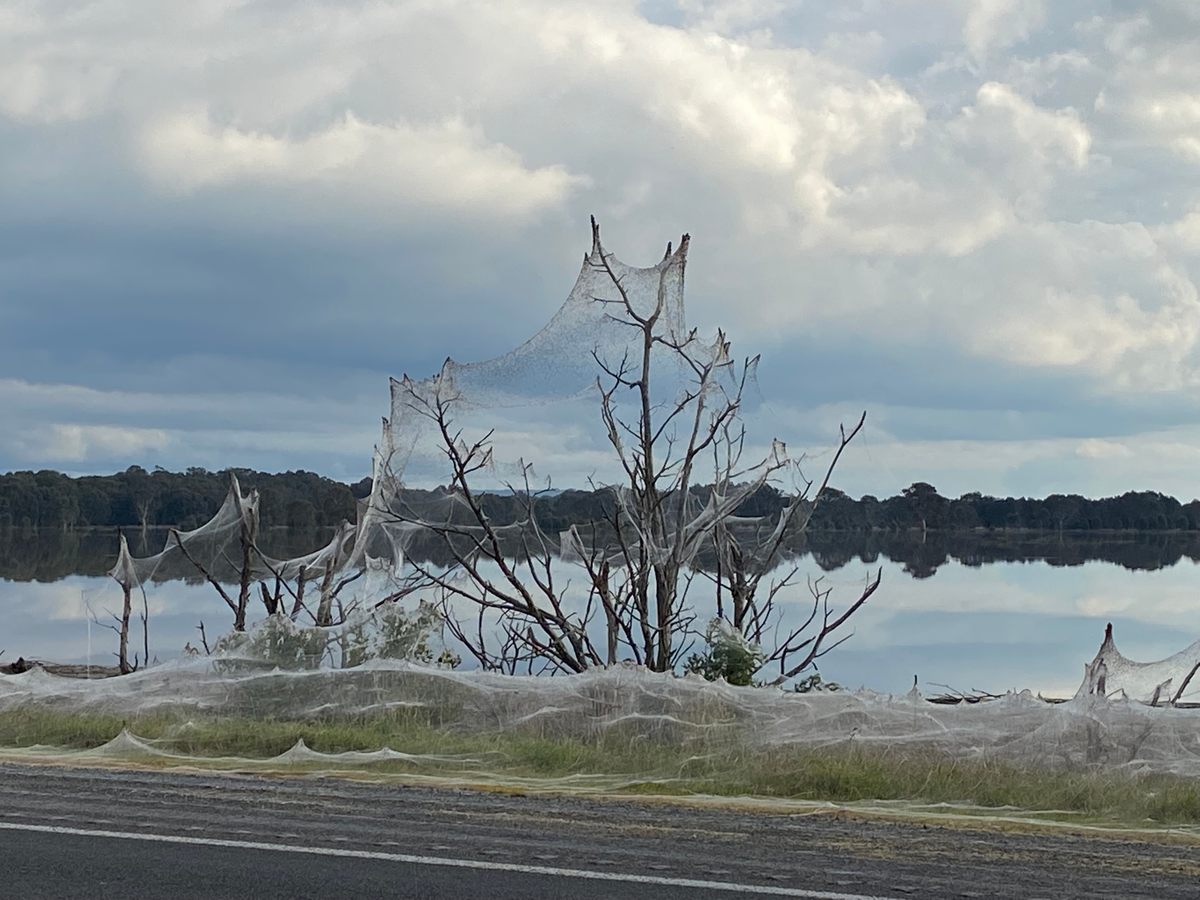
4,527 -> 1200,696
800,530 -> 1200,577
3,526 -> 1199,582
0,527 -> 339,582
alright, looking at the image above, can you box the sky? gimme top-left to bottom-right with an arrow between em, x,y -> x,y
4,0 -> 1200,500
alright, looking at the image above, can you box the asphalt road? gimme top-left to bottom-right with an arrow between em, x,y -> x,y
0,762 -> 1197,898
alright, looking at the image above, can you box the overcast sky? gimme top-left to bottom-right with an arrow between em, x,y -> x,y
4,0 -> 1200,500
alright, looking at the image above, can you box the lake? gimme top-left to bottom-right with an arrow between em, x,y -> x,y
3,527 -> 1198,697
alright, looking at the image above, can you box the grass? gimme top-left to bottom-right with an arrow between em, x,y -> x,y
3,707 -> 1200,829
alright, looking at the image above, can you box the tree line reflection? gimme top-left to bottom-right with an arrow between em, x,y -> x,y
3,526 -> 1199,583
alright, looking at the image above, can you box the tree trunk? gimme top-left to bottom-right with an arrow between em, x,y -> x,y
236,534 -> 251,631
118,582 -> 133,674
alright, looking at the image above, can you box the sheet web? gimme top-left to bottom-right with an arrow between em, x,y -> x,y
8,222 -> 1200,786
6,662 -> 1200,779
88,222 -> 742,672
1077,623 -> 1200,707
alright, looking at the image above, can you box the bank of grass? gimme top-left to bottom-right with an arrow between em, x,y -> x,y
3,707 -> 1200,828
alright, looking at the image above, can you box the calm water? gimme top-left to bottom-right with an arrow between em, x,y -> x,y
3,528 -> 1198,696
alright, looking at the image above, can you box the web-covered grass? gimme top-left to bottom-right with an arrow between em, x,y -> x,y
6,694 -> 1200,830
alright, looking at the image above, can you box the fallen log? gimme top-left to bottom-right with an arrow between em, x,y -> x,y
0,658 -> 121,678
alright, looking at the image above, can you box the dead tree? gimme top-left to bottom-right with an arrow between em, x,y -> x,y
584,261 -> 782,669
232,484 -> 256,631
118,576 -> 134,673
170,527 -> 241,628
702,412 -> 881,682
97,580 -> 140,674
166,475 -> 261,633
106,531 -> 142,674
390,384 -> 605,674
761,571 -> 881,685
389,220 -> 875,680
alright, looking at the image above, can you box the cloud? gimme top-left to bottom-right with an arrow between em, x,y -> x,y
959,222 -> 1200,386
3,0 -> 1200,499
954,82 -> 1090,170
963,0 -> 1046,62
140,112 -> 584,219
0,59 -> 117,123
0,377 -> 381,476
28,424 -> 171,463
1074,438 -> 1133,461
1,421 -> 170,468
1086,6 -> 1200,166
829,416 -> 1200,501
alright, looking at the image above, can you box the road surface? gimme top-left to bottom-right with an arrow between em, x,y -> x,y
0,762 -> 1196,898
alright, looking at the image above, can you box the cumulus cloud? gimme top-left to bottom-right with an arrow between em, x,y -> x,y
953,82 -> 1090,172
957,221 -> 1200,386
963,0 -> 1046,62
140,112 -> 584,219
3,0 -> 1200,496
1157,208 -> 1200,252
1088,6 -> 1200,166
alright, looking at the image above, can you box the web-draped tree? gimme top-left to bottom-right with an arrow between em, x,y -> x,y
99,220 -> 878,681
387,219 -> 879,680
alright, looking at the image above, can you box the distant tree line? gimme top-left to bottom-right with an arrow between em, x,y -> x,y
807,482 -> 1200,532
1,468 -> 1198,534
0,467 -> 363,531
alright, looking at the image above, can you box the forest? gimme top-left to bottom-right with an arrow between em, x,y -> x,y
0,467 -> 1198,534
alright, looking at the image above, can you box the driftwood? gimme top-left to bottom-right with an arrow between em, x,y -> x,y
1,656 -> 32,674
926,682 -> 1006,705
1,657 -> 121,678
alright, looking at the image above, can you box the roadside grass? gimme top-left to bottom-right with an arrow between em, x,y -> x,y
3,707 -> 1199,828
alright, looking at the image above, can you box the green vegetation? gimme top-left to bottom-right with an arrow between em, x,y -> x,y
3,466 -> 1200,535
685,620 -> 765,687
5,469 -> 1200,590
4,707 -> 1200,828
0,466 -> 363,532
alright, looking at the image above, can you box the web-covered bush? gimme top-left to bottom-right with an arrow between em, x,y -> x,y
212,602 -> 450,671
686,620 -> 765,686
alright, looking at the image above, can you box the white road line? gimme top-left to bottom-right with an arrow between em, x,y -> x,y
0,820 -> 901,900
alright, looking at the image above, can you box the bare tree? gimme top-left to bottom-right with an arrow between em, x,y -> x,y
388,389 -> 605,674
390,219 -> 877,681
105,531 -> 143,674
703,412 -> 883,683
